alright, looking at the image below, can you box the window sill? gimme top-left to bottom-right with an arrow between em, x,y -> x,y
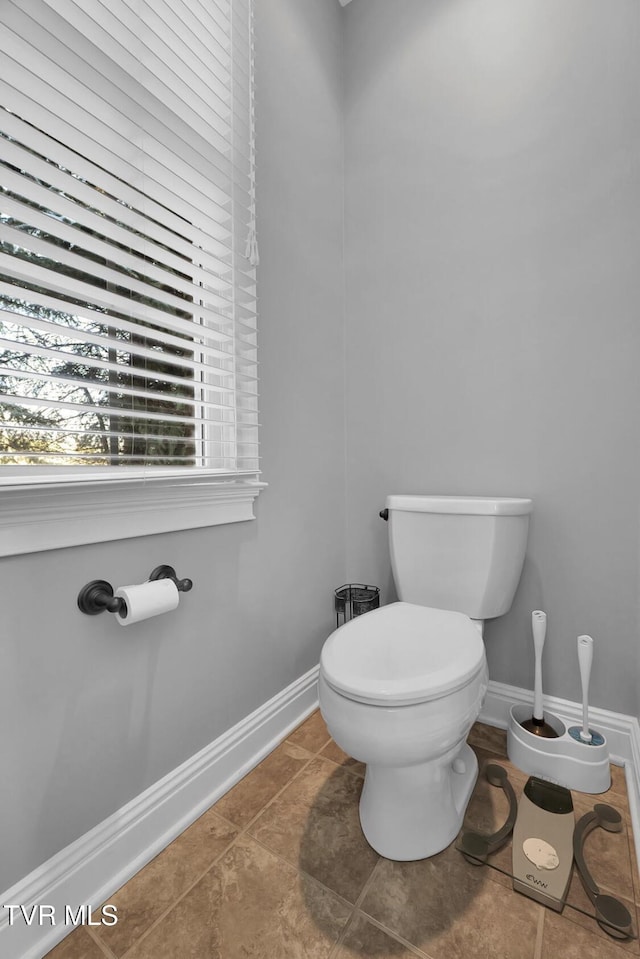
0,473 -> 266,556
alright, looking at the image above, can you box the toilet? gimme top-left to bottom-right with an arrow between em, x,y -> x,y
319,494 -> 533,861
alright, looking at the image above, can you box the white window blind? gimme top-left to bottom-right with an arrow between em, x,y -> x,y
0,0 -> 258,479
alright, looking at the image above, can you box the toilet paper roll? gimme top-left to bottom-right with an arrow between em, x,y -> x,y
114,578 -> 179,626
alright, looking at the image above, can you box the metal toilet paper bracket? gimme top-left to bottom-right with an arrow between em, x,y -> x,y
77,565 -> 193,616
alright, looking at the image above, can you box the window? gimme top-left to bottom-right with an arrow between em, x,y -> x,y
0,0 -> 261,554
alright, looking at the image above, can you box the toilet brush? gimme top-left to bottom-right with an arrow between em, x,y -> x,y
569,635 -> 605,746
521,610 -> 559,738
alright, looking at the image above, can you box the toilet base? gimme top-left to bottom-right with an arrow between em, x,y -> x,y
359,742 -> 478,860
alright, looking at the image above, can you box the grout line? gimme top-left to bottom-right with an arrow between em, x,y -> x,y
286,731 -> 333,756
249,833 -> 357,910
318,749 -> 367,781
326,859 -> 388,954
86,926 -> 119,959
352,911 -> 434,958
45,912 -> 122,958
533,905 -> 545,959
327,912 -> 358,959
238,749 -> 332,834
352,856 -> 382,912
325,858 -> 385,958
325,905 -> 437,959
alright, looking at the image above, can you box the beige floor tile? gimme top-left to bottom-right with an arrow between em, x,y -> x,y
570,785 -> 629,822
124,835 -> 351,959
361,844 -> 541,959
92,807 -> 238,956
542,908 -> 636,958
467,722 -> 508,757
248,756 -> 379,904
573,768 -> 632,822
320,740 -> 366,778
44,928 -> 109,959
333,913 -> 427,957
287,710 -> 332,753
213,739 -> 313,828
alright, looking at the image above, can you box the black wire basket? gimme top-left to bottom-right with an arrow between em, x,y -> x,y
334,584 -> 380,628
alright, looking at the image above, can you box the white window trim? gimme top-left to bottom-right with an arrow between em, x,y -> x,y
0,474 -> 267,556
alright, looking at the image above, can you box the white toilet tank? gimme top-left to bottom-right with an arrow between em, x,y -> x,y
386,495 -> 533,620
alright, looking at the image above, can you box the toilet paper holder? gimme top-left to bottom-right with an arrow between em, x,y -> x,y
77,565 -> 193,616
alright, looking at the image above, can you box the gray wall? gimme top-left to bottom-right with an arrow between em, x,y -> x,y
4,0 -> 640,896
0,0 -> 345,893
343,0 -> 640,716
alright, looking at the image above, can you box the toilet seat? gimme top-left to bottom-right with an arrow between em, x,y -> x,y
321,602 -> 486,707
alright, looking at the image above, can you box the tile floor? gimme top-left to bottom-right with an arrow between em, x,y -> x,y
46,711 -> 640,959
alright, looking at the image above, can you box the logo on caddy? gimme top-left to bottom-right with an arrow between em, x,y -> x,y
526,874 -> 548,890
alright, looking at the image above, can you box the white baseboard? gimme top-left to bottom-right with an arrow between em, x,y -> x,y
481,678 -> 640,880
0,665 -> 320,959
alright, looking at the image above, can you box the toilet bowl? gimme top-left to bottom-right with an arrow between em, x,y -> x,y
319,602 -> 488,860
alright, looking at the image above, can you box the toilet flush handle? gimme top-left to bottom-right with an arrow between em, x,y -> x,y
379,508 -> 389,521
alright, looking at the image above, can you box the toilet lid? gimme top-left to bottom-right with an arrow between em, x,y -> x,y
321,602 -> 486,706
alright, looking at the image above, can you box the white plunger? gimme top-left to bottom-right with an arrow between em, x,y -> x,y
521,610 -> 558,737
532,610 -> 546,722
577,634 -> 594,743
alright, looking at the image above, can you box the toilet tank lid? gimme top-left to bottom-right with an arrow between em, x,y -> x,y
386,495 -> 533,516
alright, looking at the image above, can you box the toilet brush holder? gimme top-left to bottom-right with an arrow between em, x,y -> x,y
508,704 -> 610,794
